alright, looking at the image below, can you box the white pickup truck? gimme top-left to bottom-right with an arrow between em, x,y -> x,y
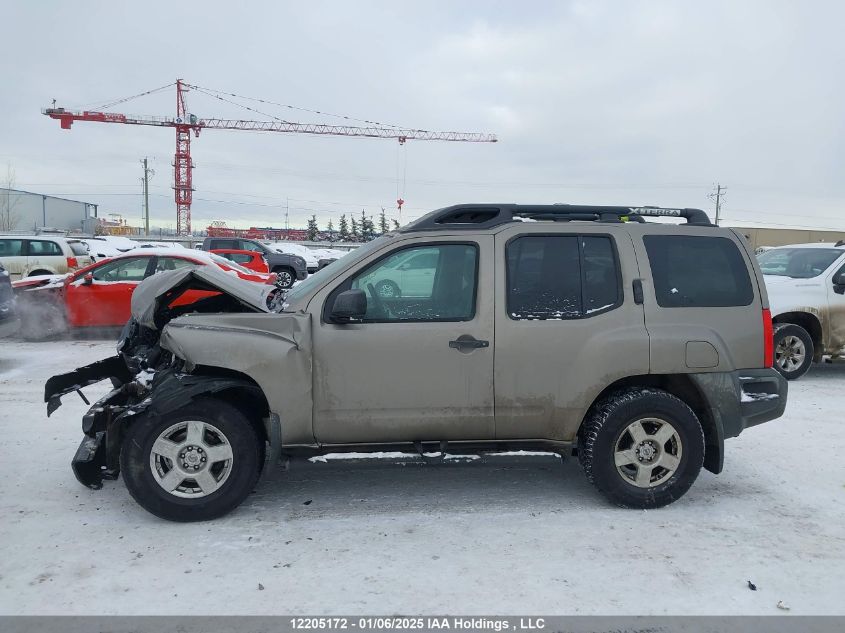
759,241 -> 845,379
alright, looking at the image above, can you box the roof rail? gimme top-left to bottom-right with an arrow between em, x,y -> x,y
401,204 -> 714,232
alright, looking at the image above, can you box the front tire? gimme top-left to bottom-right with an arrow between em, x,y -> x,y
579,388 -> 704,508
773,323 -> 814,380
272,266 -> 295,289
121,398 -> 262,521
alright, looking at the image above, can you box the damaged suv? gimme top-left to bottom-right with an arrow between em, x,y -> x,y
47,204 -> 787,521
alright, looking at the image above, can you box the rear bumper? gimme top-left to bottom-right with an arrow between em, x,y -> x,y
691,368 -> 787,439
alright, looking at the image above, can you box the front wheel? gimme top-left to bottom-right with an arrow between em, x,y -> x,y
121,398 -> 262,521
579,388 -> 705,508
272,267 -> 295,289
773,323 -> 814,380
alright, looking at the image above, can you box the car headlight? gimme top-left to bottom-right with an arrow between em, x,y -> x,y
295,256 -> 306,266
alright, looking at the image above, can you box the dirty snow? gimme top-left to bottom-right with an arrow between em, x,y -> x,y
0,339 -> 844,615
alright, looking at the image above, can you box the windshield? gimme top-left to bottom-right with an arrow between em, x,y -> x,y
757,247 -> 843,278
208,253 -> 255,275
282,236 -> 390,307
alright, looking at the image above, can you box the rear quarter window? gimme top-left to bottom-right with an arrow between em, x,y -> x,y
644,235 -> 754,307
68,241 -> 89,256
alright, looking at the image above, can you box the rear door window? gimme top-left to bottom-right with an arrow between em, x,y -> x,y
155,257 -> 198,272
506,235 -> 621,319
643,235 -> 753,307
27,240 -> 63,256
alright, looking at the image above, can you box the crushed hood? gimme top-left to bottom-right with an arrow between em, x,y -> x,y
131,266 -> 272,329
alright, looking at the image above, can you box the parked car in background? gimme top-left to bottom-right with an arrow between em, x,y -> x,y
210,249 -> 269,273
266,241 -> 321,273
758,241 -> 845,379
13,248 -> 277,339
79,238 -> 123,261
0,261 -> 16,336
201,237 -> 306,288
0,235 -> 93,280
48,203 -> 786,521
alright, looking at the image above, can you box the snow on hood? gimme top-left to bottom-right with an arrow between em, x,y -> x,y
131,265 -> 272,329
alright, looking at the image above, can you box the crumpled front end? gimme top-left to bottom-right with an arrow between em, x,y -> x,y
45,265 -> 281,490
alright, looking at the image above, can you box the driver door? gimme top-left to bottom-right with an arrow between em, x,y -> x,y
310,237 -> 494,444
828,257 -> 845,353
65,256 -> 153,326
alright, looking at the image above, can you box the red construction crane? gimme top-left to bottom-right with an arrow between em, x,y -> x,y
43,80 -> 498,235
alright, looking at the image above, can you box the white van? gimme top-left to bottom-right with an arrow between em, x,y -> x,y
0,235 -> 93,280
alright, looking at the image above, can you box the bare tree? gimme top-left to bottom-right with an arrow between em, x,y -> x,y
0,164 -> 21,231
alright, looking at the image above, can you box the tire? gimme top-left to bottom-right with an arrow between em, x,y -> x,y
121,398 -> 262,522
375,279 -> 401,298
579,388 -> 705,509
773,323 -> 814,380
272,267 -> 295,289
27,270 -> 53,277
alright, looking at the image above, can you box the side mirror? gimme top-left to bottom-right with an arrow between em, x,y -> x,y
82,273 -> 94,285
331,289 -> 367,322
834,272 -> 845,294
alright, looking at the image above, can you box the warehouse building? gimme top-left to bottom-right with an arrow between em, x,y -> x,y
0,188 -> 99,234
733,226 -> 845,250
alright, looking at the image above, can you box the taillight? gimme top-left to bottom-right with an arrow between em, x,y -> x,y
266,273 -> 278,285
66,257 -> 79,269
762,308 -> 774,367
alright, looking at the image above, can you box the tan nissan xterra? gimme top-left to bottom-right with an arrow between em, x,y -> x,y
46,204 -> 787,521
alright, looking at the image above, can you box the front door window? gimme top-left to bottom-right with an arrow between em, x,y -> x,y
349,244 -> 478,321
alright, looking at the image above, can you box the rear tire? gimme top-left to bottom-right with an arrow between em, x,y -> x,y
579,388 -> 704,509
773,323 -> 814,380
121,398 -> 262,522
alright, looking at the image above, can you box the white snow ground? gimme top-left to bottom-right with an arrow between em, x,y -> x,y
0,339 -> 843,615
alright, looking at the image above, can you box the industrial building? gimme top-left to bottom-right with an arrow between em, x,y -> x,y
0,188 -> 99,234
733,226 -> 845,250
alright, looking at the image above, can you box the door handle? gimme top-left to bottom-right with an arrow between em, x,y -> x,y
449,335 -> 489,350
633,278 -> 644,305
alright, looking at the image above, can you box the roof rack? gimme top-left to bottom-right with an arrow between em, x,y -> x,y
401,204 -> 714,232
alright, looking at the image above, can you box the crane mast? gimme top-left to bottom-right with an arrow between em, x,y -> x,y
43,80 -> 498,235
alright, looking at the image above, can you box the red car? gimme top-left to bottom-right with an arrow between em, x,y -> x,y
210,248 -> 269,274
14,249 -> 275,337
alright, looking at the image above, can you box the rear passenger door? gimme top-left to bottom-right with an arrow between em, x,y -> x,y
630,226 -> 764,372
25,239 -> 65,275
494,225 -> 649,441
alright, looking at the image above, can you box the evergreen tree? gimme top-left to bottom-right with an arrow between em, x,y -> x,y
350,216 -> 360,241
306,215 -> 319,241
379,208 -> 389,234
392,218 -> 401,230
326,219 -> 335,242
360,209 -> 375,241
338,214 -> 350,241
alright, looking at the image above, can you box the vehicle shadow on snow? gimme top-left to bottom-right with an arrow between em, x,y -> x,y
247,454 -> 606,519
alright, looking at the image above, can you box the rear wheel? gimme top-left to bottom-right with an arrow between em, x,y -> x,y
773,323 -> 814,380
272,266 -> 295,289
121,398 -> 262,521
579,388 -> 704,508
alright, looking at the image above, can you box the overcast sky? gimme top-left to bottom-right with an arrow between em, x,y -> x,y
1,0 -> 843,232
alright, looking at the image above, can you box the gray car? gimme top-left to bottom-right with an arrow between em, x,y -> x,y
47,204 -> 787,521
200,236 -> 307,288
